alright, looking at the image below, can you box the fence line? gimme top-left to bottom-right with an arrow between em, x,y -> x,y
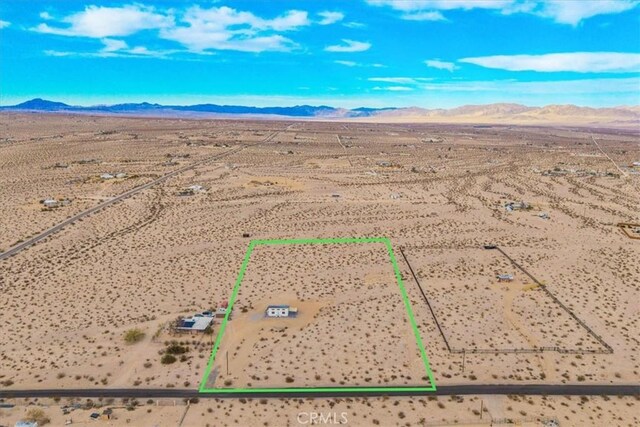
399,245 -> 613,356
495,247 -> 613,354
399,246 -> 451,353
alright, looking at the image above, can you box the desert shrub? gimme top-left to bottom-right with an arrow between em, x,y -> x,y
124,328 -> 146,344
166,343 -> 189,355
25,408 -> 51,425
161,354 -> 177,365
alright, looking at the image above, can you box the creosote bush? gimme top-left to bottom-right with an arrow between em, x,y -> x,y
124,328 -> 146,344
161,354 -> 177,365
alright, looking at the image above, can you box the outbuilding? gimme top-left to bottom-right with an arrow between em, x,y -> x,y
43,198 -> 58,208
266,305 -> 298,318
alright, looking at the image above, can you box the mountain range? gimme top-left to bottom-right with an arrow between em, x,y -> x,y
2,98 -> 638,126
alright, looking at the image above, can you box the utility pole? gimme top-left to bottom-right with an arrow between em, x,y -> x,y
462,349 -> 466,373
480,400 -> 483,419
226,351 -> 229,376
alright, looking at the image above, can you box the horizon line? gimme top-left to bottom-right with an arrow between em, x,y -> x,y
1,97 -> 638,110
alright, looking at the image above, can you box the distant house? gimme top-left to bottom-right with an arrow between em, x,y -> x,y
15,421 -> 38,427
505,201 -> 529,212
497,274 -> 514,282
377,161 -> 391,167
266,305 -> 298,318
41,198 -> 70,209
178,185 -> 205,196
176,312 -> 214,332
215,307 -> 228,318
100,173 -> 114,180
43,198 -> 59,208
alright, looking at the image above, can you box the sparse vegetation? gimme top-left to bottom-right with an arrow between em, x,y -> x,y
124,328 -> 146,344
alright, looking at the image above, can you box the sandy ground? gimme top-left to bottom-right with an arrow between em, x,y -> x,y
207,243 -> 428,389
0,114 -> 638,425
0,395 -> 638,426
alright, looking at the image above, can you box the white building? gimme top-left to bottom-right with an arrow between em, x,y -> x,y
266,305 -> 298,318
43,198 -> 58,208
176,312 -> 214,332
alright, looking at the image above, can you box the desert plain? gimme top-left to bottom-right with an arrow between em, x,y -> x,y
0,113 -> 638,426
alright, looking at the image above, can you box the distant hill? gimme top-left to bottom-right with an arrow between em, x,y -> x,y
12,98 -> 76,111
1,99 -> 379,118
2,98 -> 638,126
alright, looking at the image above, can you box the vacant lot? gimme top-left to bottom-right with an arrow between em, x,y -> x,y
205,240 -> 432,389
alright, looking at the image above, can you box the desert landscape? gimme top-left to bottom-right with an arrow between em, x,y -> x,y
204,240 -> 431,390
0,113 -> 638,426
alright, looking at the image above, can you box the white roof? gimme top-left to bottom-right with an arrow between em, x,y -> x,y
177,315 -> 213,331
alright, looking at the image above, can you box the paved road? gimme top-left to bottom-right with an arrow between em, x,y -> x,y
0,385 -> 637,399
0,144 -> 249,261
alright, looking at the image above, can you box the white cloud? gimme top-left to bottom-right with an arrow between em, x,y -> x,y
373,86 -> 413,91
101,38 -> 128,52
533,0 -> 639,26
334,60 -> 358,67
370,77 -> 412,84
367,1 -> 512,12
325,39 -> 371,52
34,5 -> 173,37
45,37 -> 174,58
336,61 -> 389,68
39,11 -> 53,20
367,0 -> 640,25
425,59 -> 458,71
128,46 -> 159,56
418,77 -> 640,95
318,11 -> 344,25
401,11 -> 446,21
45,47 -> 174,59
343,21 -> 366,28
33,5 -> 312,54
158,6 -> 308,52
43,50 -> 72,57
460,52 -> 640,73
369,77 -> 427,84
0,20 -> 10,29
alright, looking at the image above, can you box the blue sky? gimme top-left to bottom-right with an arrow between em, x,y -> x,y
1,0 -> 639,108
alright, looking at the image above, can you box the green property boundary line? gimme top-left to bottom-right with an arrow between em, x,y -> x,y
199,237 -> 437,393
